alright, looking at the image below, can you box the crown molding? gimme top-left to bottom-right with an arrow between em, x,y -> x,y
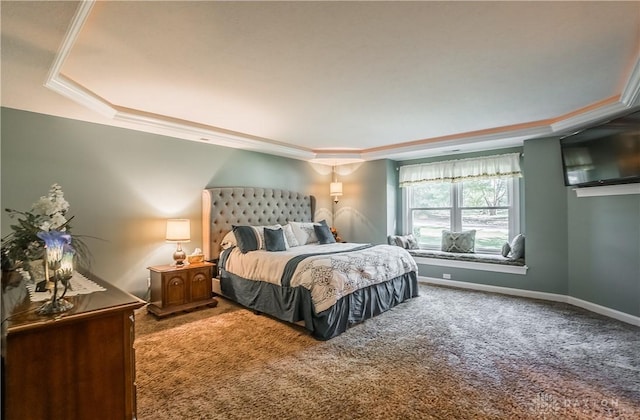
363,125 -> 552,161
45,1 -> 640,163
549,101 -> 630,135
621,55 -> 640,107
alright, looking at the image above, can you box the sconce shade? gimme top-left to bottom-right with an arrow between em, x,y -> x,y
166,219 -> 191,242
330,182 -> 343,197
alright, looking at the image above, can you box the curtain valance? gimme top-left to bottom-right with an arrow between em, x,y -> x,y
399,152 -> 522,187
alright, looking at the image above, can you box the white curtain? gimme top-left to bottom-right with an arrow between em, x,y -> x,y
399,152 -> 522,187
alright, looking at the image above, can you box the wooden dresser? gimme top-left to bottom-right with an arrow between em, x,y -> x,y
1,271 -> 145,420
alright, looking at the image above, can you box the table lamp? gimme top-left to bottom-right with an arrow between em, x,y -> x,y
166,219 -> 191,266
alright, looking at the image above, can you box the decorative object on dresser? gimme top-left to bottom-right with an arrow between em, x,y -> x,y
147,262 -> 217,317
35,230 -> 76,314
1,270 -> 145,419
1,183 -> 90,291
165,218 -> 191,266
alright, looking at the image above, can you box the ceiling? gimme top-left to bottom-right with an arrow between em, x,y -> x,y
2,1 -> 640,164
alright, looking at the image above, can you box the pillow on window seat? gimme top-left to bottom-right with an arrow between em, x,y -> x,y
441,230 -> 476,253
507,234 -> 525,260
388,234 -> 419,249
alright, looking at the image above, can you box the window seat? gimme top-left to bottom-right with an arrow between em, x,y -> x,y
407,249 -> 526,267
387,234 -> 527,274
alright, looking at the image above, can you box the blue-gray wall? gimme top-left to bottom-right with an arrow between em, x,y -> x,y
332,159 -> 396,245
567,190 -> 640,316
3,108 -> 638,317
396,139 -> 639,317
1,108 -> 331,297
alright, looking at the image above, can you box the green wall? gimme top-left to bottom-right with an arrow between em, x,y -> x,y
567,190 -> 640,316
332,159 -> 395,245
3,107 -> 638,318
396,138 -> 639,317
1,108 -> 331,297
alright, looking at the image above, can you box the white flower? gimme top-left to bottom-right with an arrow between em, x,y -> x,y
49,212 -> 67,230
39,221 -> 52,231
32,196 -> 55,216
31,184 -> 70,216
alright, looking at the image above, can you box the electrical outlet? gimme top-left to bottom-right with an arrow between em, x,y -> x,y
443,273 -> 451,279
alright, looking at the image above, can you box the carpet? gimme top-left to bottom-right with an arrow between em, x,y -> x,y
135,283 -> 640,419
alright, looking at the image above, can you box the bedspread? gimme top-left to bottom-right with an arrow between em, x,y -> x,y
221,243 -> 417,313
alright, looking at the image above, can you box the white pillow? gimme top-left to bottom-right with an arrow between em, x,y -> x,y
220,230 -> 237,249
221,224 -> 293,250
282,223 -> 299,247
289,221 -> 319,245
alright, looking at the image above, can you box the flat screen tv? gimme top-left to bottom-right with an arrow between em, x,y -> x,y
560,110 -> 640,187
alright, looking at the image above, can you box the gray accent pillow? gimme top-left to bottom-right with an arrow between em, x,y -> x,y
314,223 -> 336,244
393,234 -> 419,249
264,227 -> 287,252
508,234 -> 525,260
232,225 -> 260,253
441,230 -> 476,253
501,242 -> 511,257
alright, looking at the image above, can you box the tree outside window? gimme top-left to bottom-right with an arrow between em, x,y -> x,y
407,177 -> 518,253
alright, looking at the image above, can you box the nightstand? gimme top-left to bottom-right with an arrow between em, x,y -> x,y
147,262 -> 217,317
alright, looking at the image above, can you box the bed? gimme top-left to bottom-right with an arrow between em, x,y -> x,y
202,187 -> 418,340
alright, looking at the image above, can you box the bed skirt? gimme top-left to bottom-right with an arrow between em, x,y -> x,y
219,270 -> 419,340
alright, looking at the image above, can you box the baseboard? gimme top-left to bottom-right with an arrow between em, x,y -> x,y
566,296 -> 640,327
419,276 -> 640,327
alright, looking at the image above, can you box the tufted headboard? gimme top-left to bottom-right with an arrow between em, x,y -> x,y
202,187 -> 316,260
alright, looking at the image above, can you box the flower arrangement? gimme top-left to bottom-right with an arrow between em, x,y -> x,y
1,184 -> 89,279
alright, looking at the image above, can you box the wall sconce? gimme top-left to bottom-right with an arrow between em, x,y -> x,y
330,166 -> 343,203
166,219 -> 191,266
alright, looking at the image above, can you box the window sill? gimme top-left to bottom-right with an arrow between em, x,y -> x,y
411,255 -> 528,275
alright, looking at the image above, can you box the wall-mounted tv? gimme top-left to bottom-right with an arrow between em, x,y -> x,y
560,109 -> 640,188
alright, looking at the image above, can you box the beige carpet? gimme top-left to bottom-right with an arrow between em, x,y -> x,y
135,284 -> 640,419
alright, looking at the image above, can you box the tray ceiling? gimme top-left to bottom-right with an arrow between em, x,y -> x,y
2,1 -> 640,162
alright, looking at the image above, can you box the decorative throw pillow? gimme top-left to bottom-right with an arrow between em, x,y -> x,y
393,234 -> 419,249
254,224 -> 285,249
508,234 -> 525,260
220,231 -> 237,249
501,242 -> 511,258
441,230 -> 476,253
394,235 -> 409,248
232,225 -> 261,253
263,227 -> 287,252
282,223 -> 299,247
314,223 -> 336,244
289,221 -> 319,245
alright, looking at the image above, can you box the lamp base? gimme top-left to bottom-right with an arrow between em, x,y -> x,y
172,243 -> 187,266
37,297 -> 73,315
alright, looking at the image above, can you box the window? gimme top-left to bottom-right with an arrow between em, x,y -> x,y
405,178 -> 519,253
400,153 -> 522,254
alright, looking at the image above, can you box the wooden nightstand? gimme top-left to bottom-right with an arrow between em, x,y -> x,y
147,262 -> 217,317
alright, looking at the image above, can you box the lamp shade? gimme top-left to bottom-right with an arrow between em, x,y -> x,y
166,219 -> 191,242
330,182 -> 343,197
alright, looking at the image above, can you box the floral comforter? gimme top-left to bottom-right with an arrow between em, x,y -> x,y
221,243 -> 417,313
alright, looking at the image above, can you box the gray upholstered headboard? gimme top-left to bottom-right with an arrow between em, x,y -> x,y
202,187 -> 316,260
